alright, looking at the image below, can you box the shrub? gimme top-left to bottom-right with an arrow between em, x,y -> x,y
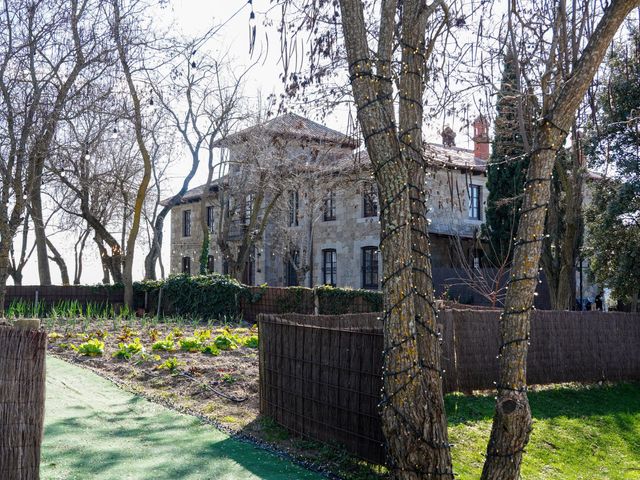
113,338 -> 145,360
179,337 -> 204,353
135,273 -> 246,320
151,339 -> 175,352
316,285 -> 383,314
201,344 -> 220,356
76,339 -> 105,356
157,357 -> 183,373
243,335 -> 259,348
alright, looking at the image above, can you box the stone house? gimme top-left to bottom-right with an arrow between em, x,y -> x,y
164,113 -> 490,289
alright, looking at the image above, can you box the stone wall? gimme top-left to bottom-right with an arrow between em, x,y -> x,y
169,145 -> 489,288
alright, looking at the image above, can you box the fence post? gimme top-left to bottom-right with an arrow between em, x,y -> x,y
0,324 -> 47,479
313,287 -> 319,315
156,287 -> 163,321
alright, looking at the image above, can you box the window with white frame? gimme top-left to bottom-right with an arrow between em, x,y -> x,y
468,184 -> 481,220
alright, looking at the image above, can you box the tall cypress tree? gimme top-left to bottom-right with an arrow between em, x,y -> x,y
484,50 -> 532,264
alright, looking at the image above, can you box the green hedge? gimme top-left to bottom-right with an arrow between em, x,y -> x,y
133,275 -> 383,320
134,273 -> 246,319
316,285 -> 383,315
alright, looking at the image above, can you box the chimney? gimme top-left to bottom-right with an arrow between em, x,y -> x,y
472,115 -> 490,161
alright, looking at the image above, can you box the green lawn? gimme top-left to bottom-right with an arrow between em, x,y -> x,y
446,383 -> 640,480
42,356 -> 322,480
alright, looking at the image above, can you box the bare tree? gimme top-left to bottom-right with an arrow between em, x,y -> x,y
144,43 -> 250,279
212,131 -> 291,282
270,154 -> 362,287
8,212 -> 35,286
0,0 -> 112,309
110,0 -> 159,306
481,1 -> 640,478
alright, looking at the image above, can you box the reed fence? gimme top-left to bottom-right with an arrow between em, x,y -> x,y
258,310 -> 640,464
0,324 -> 47,479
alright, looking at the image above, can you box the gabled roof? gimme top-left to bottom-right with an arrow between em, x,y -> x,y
213,113 -> 359,149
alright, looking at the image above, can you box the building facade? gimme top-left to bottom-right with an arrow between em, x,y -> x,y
165,114 -> 490,289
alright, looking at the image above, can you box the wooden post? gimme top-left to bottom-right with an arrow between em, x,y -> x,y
0,324 -> 47,480
14,318 -> 41,330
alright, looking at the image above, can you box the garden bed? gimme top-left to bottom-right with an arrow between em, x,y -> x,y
43,316 -> 385,480
46,318 -> 261,432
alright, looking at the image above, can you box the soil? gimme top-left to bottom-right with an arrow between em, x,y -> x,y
47,320 -> 261,433
45,318 -> 386,480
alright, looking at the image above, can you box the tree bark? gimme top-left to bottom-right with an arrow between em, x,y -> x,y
112,0 -> 153,307
339,0 -> 453,477
94,236 -> 112,284
481,1 -> 639,477
30,184 -> 52,285
45,238 -> 70,285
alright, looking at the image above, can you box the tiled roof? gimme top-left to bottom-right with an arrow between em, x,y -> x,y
213,113 -> 359,149
159,177 -> 223,206
354,144 -> 487,172
424,143 -> 487,172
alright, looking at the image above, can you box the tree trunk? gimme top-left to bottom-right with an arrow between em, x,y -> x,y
30,185 -> 52,286
45,238 -> 70,285
9,270 -> 23,286
113,0 -> 153,307
93,235 -> 113,284
482,1 -> 638,477
338,0 -> 453,476
73,229 -> 89,285
144,211 -> 167,280
0,240 -> 11,315
0,326 -> 47,479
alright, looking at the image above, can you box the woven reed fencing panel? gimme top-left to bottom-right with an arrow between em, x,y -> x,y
259,310 -> 640,464
0,325 -> 47,479
5,285 -> 124,308
259,313 -> 386,464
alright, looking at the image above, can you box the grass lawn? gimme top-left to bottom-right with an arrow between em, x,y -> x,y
446,383 -> 640,480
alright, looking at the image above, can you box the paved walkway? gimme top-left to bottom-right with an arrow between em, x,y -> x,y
41,357 -> 322,480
